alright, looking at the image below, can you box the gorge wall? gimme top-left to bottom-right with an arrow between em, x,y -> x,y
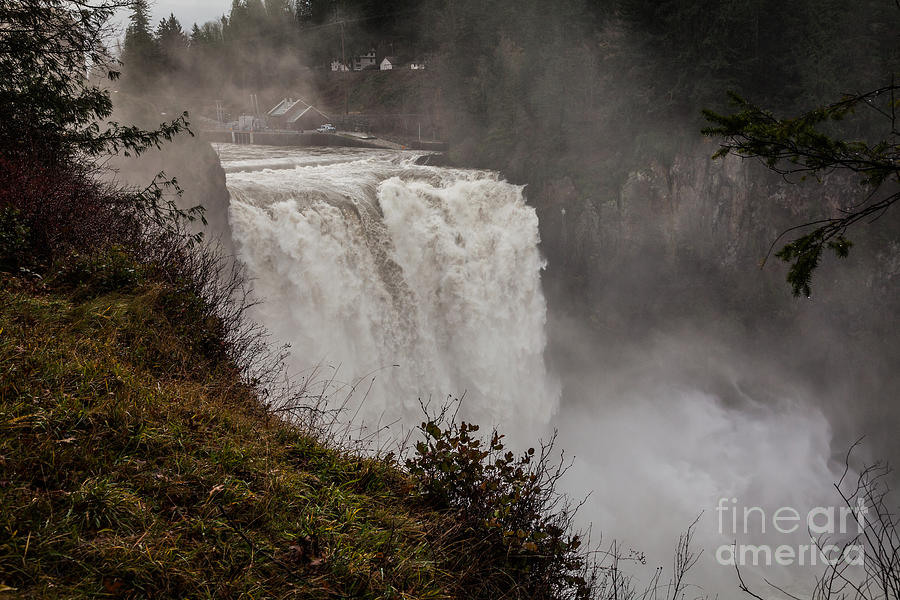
530,138 -> 900,465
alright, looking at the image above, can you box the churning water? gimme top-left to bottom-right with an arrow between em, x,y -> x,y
218,144 -> 559,431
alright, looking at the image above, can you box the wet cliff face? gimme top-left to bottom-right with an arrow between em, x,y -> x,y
113,136 -> 234,255
537,141 -> 900,325
533,140 -> 900,463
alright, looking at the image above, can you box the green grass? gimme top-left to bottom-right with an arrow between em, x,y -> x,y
0,264 -> 460,599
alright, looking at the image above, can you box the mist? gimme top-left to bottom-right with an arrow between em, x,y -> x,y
109,0 -> 900,596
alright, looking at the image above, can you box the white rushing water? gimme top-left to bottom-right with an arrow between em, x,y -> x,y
218,144 -> 560,431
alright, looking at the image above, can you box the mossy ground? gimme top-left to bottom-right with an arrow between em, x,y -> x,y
0,264 -> 458,599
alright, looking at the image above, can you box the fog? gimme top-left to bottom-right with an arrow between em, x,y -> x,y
546,311 -> 844,594
112,0 -> 900,596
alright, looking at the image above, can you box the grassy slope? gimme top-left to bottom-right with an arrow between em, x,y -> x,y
0,266 -> 457,599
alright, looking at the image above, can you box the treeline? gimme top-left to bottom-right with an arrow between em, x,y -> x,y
119,0 -> 430,95
417,0 -> 899,170
126,0 -> 899,107
617,0 -> 900,117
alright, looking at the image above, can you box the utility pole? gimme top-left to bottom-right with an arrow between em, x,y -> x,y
249,94 -> 261,129
560,207 -> 567,250
340,20 -> 346,71
341,20 -> 349,116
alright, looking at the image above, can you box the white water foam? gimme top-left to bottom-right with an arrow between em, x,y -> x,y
219,144 -> 560,431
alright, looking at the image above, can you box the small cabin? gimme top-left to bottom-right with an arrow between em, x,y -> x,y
380,56 -> 397,70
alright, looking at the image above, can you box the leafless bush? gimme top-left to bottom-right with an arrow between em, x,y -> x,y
589,516 -> 708,600
132,218 -> 348,434
738,442 -> 900,600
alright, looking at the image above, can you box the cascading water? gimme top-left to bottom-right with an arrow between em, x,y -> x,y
218,144 -> 560,431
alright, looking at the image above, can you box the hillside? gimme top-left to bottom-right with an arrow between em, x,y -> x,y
0,3 -> 595,591
0,254 -> 441,597
0,247 -> 593,599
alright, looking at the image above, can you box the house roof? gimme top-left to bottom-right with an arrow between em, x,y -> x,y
267,98 -> 296,117
288,104 -> 330,124
267,98 -> 330,123
381,56 -> 398,64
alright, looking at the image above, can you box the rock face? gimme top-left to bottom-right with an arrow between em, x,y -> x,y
535,140 -> 900,328
531,140 -> 900,463
113,137 -> 234,255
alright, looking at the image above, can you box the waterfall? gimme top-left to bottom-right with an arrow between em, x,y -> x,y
218,144 -> 846,596
219,145 -> 560,430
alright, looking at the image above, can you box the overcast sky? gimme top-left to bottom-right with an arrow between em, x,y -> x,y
153,0 -> 231,28
115,0 -> 231,36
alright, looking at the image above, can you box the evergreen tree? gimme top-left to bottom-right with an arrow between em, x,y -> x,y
264,0 -> 295,48
186,20 -> 227,91
703,85 -> 900,296
1,0 -> 187,161
122,0 -> 160,90
190,21 -> 224,46
157,14 -> 188,72
0,0 -> 196,247
157,14 -> 187,51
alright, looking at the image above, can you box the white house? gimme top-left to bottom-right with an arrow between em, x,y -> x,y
330,59 -> 349,72
380,56 -> 397,70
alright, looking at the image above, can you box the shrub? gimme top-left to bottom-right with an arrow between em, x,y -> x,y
0,156 -> 138,270
407,411 -> 597,600
1,0 -> 198,273
0,207 -> 29,272
50,247 -> 143,300
737,453 -> 900,600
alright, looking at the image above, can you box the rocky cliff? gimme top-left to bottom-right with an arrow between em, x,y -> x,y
535,139 -> 900,331
112,135 -> 234,255
531,139 -> 900,463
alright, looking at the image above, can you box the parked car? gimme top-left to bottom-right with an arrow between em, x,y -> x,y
317,124 -> 336,133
